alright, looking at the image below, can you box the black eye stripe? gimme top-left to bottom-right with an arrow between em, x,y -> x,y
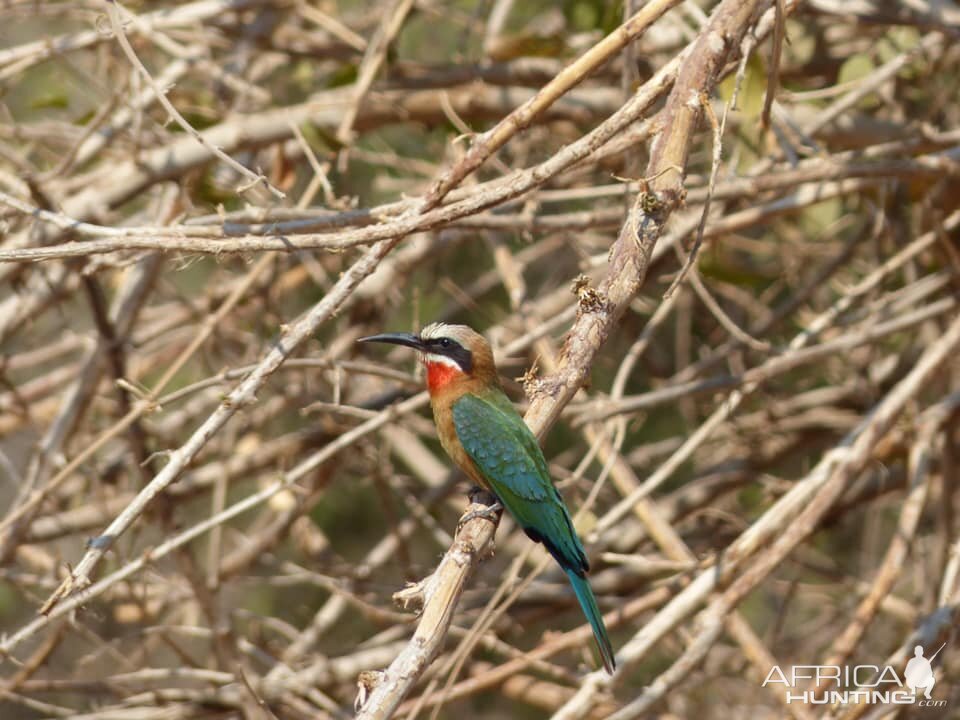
427,337 -> 459,352
425,337 -> 473,372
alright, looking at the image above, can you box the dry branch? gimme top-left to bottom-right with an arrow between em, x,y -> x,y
2,1 -> 959,718
353,497 -> 501,720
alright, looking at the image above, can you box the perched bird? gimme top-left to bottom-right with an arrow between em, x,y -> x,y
359,322 -> 615,673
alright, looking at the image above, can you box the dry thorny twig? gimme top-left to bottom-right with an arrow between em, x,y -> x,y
1,1 -> 959,719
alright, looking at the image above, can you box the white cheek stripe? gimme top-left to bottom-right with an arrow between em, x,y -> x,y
424,353 -> 462,371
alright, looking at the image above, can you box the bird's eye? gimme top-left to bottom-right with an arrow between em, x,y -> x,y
439,338 -> 451,348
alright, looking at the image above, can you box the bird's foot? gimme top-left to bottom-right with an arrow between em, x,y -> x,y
457,502 -> 503,532
467,485 -> 495,504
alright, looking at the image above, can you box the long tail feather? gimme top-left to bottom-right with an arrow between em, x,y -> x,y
566,569 -> 615,674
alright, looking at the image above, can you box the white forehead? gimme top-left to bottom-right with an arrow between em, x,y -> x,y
420,322 -> 470,343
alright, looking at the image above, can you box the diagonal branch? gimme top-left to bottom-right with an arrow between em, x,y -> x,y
353,497 -> 501,720
26,237 -> 402,617
422,0 -> 684,210
521,0 -> 771,440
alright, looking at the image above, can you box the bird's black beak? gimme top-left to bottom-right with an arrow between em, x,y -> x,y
357,332 -> 424,351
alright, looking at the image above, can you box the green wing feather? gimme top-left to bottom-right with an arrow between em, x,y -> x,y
452,391 -> 616,673
451,391 -> 587,573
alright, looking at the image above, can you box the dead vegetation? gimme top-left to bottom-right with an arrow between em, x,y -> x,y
1,0 -> 959,718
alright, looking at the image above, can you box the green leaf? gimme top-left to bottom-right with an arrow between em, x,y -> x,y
719,54 -> 766,120
30,92 -> 69,110
838,53 -> 875,86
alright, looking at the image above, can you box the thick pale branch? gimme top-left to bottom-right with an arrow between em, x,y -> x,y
354,499 -> 501,720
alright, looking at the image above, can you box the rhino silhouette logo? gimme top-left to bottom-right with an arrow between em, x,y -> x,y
905,644 -> 944,700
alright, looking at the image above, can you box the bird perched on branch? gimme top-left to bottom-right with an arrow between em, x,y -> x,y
359,322 -> 615,674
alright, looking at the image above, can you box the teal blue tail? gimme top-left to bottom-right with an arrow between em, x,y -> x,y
566,569 -> 616,674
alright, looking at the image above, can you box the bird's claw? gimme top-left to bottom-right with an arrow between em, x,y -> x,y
457,502 -> 503,532
467,486 -> 496,505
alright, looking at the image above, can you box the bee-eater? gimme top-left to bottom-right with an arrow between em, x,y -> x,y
359,323 -> 615,673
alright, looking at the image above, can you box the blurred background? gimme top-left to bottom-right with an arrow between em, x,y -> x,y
1,0 -> 959,718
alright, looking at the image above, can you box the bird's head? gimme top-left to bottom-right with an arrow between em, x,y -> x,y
358,323 -> 495,394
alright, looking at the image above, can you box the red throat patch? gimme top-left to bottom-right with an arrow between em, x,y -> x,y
425,360 -> 462,393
